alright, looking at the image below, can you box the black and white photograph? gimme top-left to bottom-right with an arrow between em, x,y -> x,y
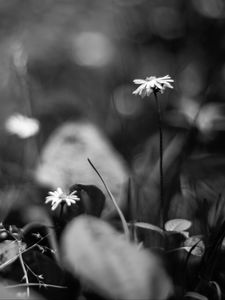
0,1 -> 224,299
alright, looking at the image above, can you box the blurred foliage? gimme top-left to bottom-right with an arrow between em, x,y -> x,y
0,0 -> 224,161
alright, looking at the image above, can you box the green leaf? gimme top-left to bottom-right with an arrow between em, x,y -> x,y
62,216 -> 173,300
165,219 -> 192,232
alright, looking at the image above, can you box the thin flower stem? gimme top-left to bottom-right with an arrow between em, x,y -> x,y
17,240 -> 30,298
59,203 -> 65,219
88,158 -> 130,240
153,91 -> 164,229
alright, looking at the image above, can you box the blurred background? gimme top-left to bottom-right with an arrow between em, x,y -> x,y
0,0 -> 225,221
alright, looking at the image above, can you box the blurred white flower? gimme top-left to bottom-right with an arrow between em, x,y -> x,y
5,114 -> 40,138
45,187 -> 80,211
133,75 -> 174,97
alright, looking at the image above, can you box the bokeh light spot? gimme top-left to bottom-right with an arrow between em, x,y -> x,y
71,31 -> 115,68
112,85 -> 142,117
192,0 -> 225,19
178,63 -> 204,97
149,6 -> 185,40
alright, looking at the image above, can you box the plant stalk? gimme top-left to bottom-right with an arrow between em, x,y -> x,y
17,240 -> 30,298
59,203 -> 65,219
153,91 -> 164,228
88,158 -> 130,240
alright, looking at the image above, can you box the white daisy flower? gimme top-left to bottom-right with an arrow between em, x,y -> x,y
133,75 -> 174,97
5,113 -> 40,139
45,187 -> 80,211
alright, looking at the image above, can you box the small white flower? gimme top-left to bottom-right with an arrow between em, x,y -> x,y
5,113 -> 40,138
133,75 -> 174,97
45,187 -> 80,210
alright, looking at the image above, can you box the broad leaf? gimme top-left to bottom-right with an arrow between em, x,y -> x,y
62,216 -> 173,300
165,219 -> 192,232
184,236 -> 205,257
69,184 -> 105,217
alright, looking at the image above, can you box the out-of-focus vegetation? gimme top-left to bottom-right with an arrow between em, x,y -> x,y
0,1 -> 225,299
0,0 -> 225,160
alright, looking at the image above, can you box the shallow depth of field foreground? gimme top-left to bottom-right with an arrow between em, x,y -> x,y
0,1 -> 225,300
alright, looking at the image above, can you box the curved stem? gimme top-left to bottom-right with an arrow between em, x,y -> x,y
153,92 -> 164,228
88,158 -> 130,240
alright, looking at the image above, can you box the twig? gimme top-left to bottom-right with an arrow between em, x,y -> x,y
17,240 -> 30,298
0,233 -> 50,271
22,221 -> 60,265
24,262 -> 41,280
87,158 -> 130,240
6,283 -> 67,289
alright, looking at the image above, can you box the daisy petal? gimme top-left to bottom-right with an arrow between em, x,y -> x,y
154,82 -> 163,89
133,86 -> 144,95
133,79 -> 147,84
163,82 -> 174,89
